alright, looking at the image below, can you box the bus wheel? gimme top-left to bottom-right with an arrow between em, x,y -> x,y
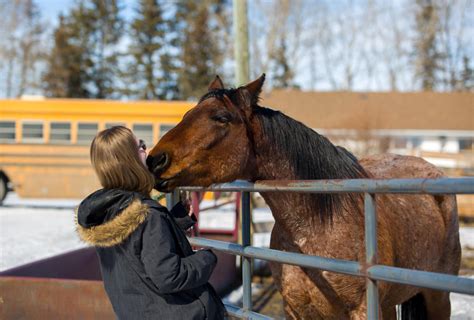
0,174 -> 8,205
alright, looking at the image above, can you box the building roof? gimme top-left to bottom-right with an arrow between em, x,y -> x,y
260,91 -> 474,131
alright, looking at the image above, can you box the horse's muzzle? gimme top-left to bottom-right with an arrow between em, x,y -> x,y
146,152 -> 170,176
154,179 -> 169,191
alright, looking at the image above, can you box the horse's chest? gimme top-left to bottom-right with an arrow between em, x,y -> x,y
269,223 -> 366,318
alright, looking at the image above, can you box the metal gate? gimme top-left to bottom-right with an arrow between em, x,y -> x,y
173,178 -> 474,319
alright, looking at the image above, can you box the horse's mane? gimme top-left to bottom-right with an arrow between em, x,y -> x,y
199,88 -> 238,103
254,106 -> 368,223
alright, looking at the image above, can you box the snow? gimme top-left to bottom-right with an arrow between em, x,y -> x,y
461,227 -> 474,249
198,201 -> 236,231
1,193 -> 473,317
2,192 -> 81,209
0,194 -> 85,270
452,288 -> 474,320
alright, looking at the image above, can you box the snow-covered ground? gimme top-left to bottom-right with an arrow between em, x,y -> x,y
0,194 -> 84,270
1,193 -> 473,318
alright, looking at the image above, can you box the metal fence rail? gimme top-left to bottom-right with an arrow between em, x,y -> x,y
175,178 -> 474,319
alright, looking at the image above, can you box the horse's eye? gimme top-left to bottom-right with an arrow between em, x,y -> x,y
211,114 -> 231,123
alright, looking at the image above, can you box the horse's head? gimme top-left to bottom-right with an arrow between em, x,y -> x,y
147,74 -> 265,191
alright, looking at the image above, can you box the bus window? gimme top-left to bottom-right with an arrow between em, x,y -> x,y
0,121 -> 16,142
77,123 -> 98,145
105,123 -> 126,129
50,122 -> 71,144
22,122 -> 44,143
160,124 -> 175,138
133,123 -> 153,147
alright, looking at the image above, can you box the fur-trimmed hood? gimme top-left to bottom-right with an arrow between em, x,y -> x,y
76,189 -> 150,247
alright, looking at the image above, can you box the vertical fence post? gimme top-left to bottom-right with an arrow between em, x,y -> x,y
241,191 -> 252,316
166,190 -> 180,211
365,193 -> 379,319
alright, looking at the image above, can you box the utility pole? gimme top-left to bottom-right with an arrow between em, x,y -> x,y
233,0 -> 249,86
234,2 -> 253,314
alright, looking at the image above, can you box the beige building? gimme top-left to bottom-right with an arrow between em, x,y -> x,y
261,90 -> 474,176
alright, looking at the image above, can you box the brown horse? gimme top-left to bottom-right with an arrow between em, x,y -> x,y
147,75 -> 461,319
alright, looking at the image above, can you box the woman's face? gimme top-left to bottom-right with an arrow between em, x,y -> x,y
136,137 -> 147,166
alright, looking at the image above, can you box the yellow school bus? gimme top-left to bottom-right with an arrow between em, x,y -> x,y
0,98 -> 194,202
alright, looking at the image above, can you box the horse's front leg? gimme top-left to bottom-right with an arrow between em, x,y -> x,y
268,259 -> 304,319
348,302 -> 370,320
349,310 -> 366,320
269,226 -> 344,319
348,302 -> 396,320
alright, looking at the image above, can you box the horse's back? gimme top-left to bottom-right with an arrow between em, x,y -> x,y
359,153 -> 444,179
359,153 -> 458,241
359,153 -> 461,275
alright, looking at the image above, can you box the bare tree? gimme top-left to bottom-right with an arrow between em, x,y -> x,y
0,1 -> 22,97
303,2 -> 338,90
0,0 -> 45,98
413,0 -> 444,91
248,0 -> 304,88
437,0 -> 473,91
17,0 -> 45,96
302,0 -> 368,91
365,2 -> 414,91
385,5 -> 410,91
254,0 -> 471,92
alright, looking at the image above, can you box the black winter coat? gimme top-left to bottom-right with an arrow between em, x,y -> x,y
76,189 -> 227,320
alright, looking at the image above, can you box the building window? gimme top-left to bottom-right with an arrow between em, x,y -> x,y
133,123 -> 154,147
50,122 -> 71,143
160,124 -> 175,138
459,138 -> 473,151
0,121 -> 16,142
410,137 -> 422,149
393,137 -> 407,149
77,123 -> 98,145
22,122 -> 43,143
105,122 -> 126,129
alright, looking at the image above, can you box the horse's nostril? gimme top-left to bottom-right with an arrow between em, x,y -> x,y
146,155 -> 155,170
152,152 -> 170,174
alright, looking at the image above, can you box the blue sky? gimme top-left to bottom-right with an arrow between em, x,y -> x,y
38,0 -> 75,23
39,0 -> 136,26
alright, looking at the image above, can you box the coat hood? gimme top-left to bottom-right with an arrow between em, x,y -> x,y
76,189 -> 150,247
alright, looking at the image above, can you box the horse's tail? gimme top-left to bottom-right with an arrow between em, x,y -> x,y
401,293 -> 427,320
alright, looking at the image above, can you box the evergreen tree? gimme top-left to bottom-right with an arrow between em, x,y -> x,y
128,0 -> 176,100
175,0 -> 228,100
270,37 -> 295,88
159,50 -> 180,100
87,0 -> 124,98
43,14 -> 91,97
44,0 -> 123,98
413,0 -> 443,91
458,55 -> 473,92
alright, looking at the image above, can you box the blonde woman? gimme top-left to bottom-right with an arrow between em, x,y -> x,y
76,126 -> 226,320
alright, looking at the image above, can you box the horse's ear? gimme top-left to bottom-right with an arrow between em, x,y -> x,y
238,74 -> 266,107
208,75 -> 224,91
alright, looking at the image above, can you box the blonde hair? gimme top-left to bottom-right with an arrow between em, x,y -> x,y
90,126 -> 155,195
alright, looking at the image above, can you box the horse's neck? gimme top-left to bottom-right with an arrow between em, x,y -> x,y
253,140 -> 322,237
250,116 -> 364,238
260,192 -> 319,236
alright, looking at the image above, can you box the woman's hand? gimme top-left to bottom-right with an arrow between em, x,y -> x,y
182,198 -> 194,217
